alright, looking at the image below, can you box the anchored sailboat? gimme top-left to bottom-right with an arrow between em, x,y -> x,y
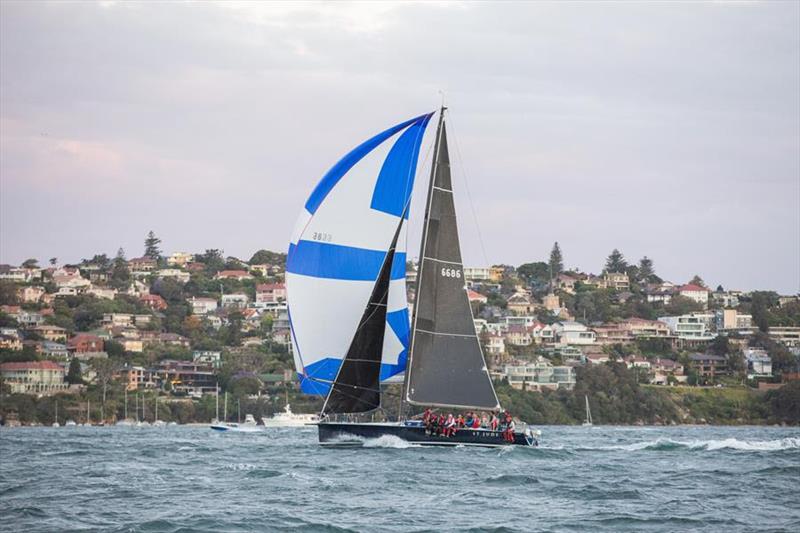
287,108 -> 539,447
583,395 -> 593,426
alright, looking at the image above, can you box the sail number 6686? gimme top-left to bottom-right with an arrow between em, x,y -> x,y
441,268 -> 462,278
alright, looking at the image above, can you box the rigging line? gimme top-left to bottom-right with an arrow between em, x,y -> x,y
406,135 -> 435,264
447,115 -> 491,268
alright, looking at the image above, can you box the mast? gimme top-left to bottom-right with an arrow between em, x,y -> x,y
124,388 -> 128,420
215,383 -> 220,422
224,391 -> 228,423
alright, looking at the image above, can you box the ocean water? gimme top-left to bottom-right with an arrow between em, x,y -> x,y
1,425 -> 798,532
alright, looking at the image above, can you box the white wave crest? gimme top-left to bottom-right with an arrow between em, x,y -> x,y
607,437 -> 800,452
362,435 -> 420,449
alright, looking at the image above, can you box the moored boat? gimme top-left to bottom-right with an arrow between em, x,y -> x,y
261,404 -> 319,427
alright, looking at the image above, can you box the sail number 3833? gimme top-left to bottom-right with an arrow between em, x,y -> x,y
441,267 -> 462,278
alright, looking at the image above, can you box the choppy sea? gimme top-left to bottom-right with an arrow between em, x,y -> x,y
1,425 -> 798,532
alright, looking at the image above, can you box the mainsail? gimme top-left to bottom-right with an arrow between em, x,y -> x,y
287,113 -> 433,395
405,110 -> 500,410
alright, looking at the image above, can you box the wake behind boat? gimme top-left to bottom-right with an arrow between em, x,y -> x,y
287,107 -> 539,448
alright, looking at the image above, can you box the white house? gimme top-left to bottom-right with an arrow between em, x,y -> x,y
677,284 -> 709,307
552,321 -> 596,345
657,314 -> 716,341
190,297 -> 218,315
157,269 -> 191,284
463,267 -> 491,282
167,252 -> 194,267
192,350 -> 222,368
500,358 -> 576,391
221,293 -> 248,309
744,348 -> 772,378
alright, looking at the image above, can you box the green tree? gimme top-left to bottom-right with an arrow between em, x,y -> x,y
66,358 -> 83,385
638,256 -> 655,283
708,335 -> 730,356
516,262 -> 549,287
665,295 -> 702,315
604,249 -> 627,273
83,254 -> 111,269
49,257 -> 58,266
105,340 -> 125,357
144,231 -> 162,259
21,258 -> 39,269
749,291 -> 780,332
109,248 -> 131,291
765,381 -> 800,424
0,283 -> 19,305
549,242 -> 563,277
198,249 -> 226,274
689,274 -> 705,287
248,250 -> 286,265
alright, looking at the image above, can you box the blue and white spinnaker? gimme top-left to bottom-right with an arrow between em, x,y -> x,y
286,113 -> 433,395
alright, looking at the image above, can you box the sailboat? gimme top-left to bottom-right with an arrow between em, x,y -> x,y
582,395 -> 593,426
153,395 -> 166,427
211,391 -> 262,432
52,400 -> 60,428
287,108 -> 539,447
116,388 -> 133,426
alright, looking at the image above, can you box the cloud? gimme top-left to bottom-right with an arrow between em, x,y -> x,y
0,1 -> 798,292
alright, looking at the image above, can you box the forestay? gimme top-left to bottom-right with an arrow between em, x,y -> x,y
287,113 -> 433,395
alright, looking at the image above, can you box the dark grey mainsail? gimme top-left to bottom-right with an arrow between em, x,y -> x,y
321,222 -> 403,415
405,109 -> 500,410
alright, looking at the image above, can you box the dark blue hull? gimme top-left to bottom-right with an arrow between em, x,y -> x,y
318,421 -> 538,448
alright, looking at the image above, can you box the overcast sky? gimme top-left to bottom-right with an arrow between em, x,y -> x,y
1,1 -> 798,293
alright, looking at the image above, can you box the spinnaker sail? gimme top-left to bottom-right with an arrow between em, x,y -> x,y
287,113 -> 433,395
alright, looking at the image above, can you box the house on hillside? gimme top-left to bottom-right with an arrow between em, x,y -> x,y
215,270 -> 254,281
67,334 -> 104,354
0,361 -> 69,395
167,252 -> 194,267
140,294 -> 168,311
554,273 -> 578,294
552,321 -> 596,345
190,297 -> 218,315
506,293 -> 533,315
17,286 -> 45,303
744,348 -> 772,378
678,284 -> 709,308
156,269 -> 191,283
221,293 -> 248,309
603,272 -> 630,291
255,283 -> 286,304
128,257 -> 157,273
688,353 -> 729,381
31,325 -> 68,342
467,289 -> 488,305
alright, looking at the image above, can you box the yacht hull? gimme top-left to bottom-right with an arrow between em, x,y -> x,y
318,422 -> 537,448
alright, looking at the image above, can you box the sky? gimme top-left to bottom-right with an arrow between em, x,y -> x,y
1,1 -> 798,293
